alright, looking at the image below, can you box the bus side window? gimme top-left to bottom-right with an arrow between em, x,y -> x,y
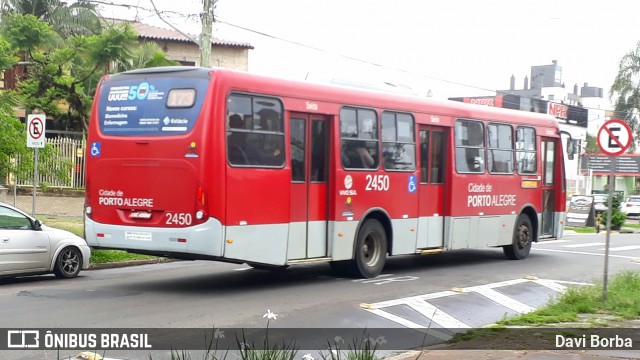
430,131 -> 444,183
226,93 -> 285,167
516,126 -> 537,174
340,107 -> 379,170
487,123 -> 514,174
455,119 -> 485,173
419,130 -> 429,183
290,118 -> 305,181
381,112 -> 415,171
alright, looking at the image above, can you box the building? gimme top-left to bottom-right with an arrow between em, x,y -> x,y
449,61 -> 612,196
124,20 -> 253,69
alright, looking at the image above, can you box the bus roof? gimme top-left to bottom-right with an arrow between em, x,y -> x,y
109,66 -> 561,132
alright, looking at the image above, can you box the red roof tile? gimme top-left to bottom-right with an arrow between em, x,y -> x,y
106,19 -> 253,49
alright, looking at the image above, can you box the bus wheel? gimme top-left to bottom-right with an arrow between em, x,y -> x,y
353,219 -> 388,278
503,215 -> 533,260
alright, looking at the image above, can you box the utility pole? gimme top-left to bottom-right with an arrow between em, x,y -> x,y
200,0 -> 214,67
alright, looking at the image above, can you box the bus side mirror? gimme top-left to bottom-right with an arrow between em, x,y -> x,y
566,138 -> 575,160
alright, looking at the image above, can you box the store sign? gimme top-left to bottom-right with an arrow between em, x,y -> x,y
566,196 -> 596,227
580,155 -> 640,175
547,102 -> 568,119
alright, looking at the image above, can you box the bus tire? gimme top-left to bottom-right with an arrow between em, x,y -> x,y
352,219 -> 388,278
503,214 -> 533,260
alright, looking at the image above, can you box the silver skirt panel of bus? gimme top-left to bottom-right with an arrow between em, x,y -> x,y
85,216 -> 224,256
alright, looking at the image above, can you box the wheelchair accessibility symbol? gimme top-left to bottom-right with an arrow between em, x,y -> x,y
408,175 -> 417,193
90,142 -> 101,156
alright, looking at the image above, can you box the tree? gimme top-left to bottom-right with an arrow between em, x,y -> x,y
1,14 -> 139,131
0,0 -> 102,38
610,40 -> 640,152
114,42 -> 179,72
584,133 -> 600,154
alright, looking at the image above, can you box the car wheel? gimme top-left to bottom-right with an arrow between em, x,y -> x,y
53,246 -> 82,278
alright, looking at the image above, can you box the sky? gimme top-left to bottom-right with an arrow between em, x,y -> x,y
97,0 -> 640,108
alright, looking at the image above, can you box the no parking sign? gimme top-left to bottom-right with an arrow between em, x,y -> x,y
27,114 -> 46,148
597,119 -> 632,156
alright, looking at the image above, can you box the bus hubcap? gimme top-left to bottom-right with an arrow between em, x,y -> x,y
363,234 -> 380,266
517,225 -> 530,249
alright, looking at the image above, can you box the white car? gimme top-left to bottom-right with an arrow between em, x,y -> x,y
0,202 -> 91,279
621,196 -> 640,218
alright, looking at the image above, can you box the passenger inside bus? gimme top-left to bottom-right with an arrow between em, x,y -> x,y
342,141 -> 375,169
228,114 -> 281,165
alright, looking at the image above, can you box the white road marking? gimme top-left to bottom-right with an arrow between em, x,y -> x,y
535,240 -> 571,245
364,278 -> 593,331
534,248 -> 640,260
562,242 -> 605,248
601,245 -> 640,252
405,299 -> 471,328
365,308 -> 454,341
471,287 -> 535,314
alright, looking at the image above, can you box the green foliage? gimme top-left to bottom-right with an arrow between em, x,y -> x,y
600,192 -> 627,228
584,133 -> 600,154
0,16 -> 174,132
1,0 -> 102,38
0,13 -> 57,51
610,41 -> 640,151
90,250 -> 158,264
497,271 -> 640,326
0,94 -> 27,182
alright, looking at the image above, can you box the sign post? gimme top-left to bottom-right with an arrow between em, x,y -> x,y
596,119 -> 633,302
26,114 -> 46,217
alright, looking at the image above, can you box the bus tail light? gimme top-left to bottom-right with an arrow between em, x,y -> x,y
197,185 -> 206,207
195,184 -> 208,223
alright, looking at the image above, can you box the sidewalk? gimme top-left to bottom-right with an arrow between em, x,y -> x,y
391,349 -> 640,359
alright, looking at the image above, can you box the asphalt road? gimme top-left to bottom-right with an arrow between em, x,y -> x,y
2,232 -> 640,359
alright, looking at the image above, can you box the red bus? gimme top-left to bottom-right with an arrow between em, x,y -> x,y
84,67 -> 571,278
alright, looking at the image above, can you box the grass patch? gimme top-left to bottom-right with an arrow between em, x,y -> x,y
41,217 -> 159,265
499,271 -> 640,326
450,271 -> 640,345
90,249 -> 158,264
564,226 -> 596,233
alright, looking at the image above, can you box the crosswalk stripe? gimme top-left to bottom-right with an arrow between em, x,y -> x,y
406,300 -> 471,329
364,309 -> 454,341
471,287 -> 535,314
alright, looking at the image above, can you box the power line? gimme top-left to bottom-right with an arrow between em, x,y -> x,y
85,1 -> 622,118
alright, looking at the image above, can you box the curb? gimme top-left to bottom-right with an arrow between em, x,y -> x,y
89,258 -> 174,270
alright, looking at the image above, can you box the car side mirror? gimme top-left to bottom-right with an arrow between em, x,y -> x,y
34,219 -> 43,231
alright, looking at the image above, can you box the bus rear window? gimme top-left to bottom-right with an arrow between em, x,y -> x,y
97,77 -> 208,136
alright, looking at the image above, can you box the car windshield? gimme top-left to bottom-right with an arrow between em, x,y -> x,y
627,197 -> 640,203
593,195 -> 606,202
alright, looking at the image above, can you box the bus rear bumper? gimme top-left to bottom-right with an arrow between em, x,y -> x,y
84,216 -> 224,257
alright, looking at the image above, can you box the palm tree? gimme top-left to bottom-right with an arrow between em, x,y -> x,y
114,42 -> 179,72
610,40 -> 640,150
0,0 -> 101,37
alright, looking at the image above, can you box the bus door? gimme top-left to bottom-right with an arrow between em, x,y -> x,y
287,113 -> 330,260
417,125 -> 447,248
540,138 -> 557,237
